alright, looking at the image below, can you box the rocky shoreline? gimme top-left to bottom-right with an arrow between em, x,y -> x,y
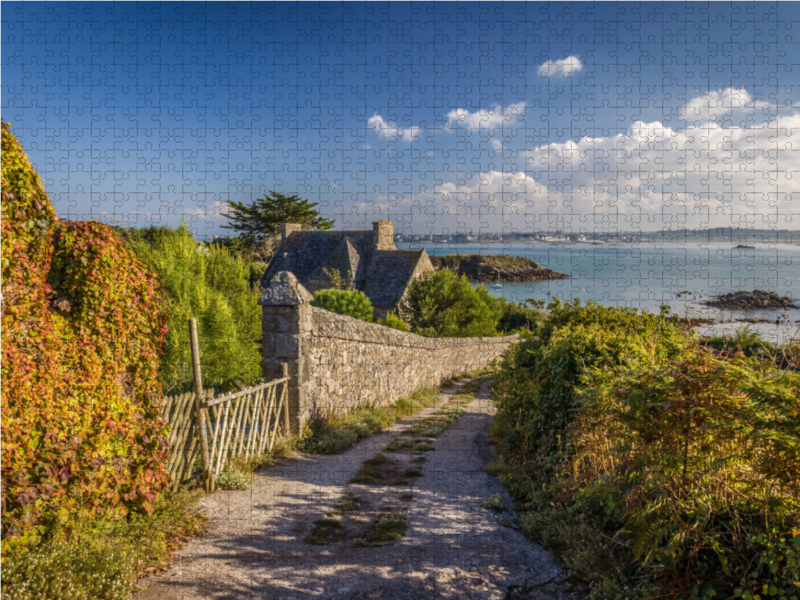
704,290 -> 797,310
430,254 -> 568,282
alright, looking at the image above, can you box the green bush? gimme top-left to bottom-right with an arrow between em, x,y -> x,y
311,288 -> 373,321
701,325 -> 778,358
491,298 -> 684,466
124,225 -> 262,394
377,311 -> 410,332
400,269 -> 504,337
565,347 -> 800,597
498,299 -> 543,333
489,300 -> 800,598
2,538 -> 137,600
247,260 -> 269,286
2,489 -> 206,600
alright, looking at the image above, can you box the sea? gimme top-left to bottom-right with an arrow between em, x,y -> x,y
419,241 -> 800,344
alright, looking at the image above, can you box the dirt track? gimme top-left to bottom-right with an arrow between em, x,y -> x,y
135,380 -> 571,600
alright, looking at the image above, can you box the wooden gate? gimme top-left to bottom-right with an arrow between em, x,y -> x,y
161,319 -> 290,491
160,368 -> 290,491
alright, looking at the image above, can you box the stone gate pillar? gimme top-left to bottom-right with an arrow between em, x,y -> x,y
258,271 -> 313,434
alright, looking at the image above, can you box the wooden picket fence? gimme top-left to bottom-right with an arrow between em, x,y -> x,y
161,363 -> 290,491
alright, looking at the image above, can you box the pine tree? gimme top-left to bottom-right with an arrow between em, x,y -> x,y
223,191 -> 335,246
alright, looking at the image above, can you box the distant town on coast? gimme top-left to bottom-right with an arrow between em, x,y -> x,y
206,226 -> 800,246
391,227 -> 800,246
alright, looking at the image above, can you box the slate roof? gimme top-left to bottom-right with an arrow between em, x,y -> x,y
262,231 -> 373,284
262,230 -> 430,309
362,250 -> 423,308
308,238 -> 363,283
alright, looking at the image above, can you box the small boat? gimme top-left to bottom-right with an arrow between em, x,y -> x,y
491,270 -> 502,291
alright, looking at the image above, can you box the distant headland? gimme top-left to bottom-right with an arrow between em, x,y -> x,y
430,254 -> 568,282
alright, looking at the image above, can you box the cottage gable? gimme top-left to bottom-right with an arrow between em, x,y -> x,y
261,221 -> 433,316
308,238 -> 363,286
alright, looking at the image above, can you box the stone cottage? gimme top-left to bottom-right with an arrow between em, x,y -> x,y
260,221 -> 434,319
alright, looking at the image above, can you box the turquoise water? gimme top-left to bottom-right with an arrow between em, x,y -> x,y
420,242 -> 800,343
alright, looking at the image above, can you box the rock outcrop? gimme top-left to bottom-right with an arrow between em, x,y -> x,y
705,290 -> 797,310
431,254 -> 568,282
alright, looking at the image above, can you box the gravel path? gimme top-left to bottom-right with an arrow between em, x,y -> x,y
135,380 -> 572,600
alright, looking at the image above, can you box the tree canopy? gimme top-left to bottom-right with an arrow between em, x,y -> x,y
223,191 -> 335,245
125,225 -> 262,394
311,288 -> 374,322
399,270 -> 505,337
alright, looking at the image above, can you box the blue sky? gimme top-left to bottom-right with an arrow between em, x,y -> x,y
3,2 -> 799,239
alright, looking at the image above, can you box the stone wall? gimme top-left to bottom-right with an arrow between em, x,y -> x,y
259,272 -> 518,432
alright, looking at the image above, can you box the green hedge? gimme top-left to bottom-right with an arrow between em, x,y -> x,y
125,225 -> 262,394
400,269 -> 504,337
490,300 -> 800,599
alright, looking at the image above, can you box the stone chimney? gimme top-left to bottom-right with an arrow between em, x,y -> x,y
279,223 -> 303,243
372,221 -> 396,251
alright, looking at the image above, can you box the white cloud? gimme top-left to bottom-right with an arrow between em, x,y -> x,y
446,102 -> 526,130
408,87 -> 798,231
538,55 -> 582,78
522,87 -> 799,224
437,170 -> 546,205
359,86 -> 796,231
367,114 -> 422,142
681,87 -> 769,123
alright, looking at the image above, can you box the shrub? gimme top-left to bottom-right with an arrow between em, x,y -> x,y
482,494 -> 507,512
247,260 -> 269,286
489,298 -> 800,598
399,269 -> 504,337
497,300 -> 543,333
564,346 -> 800,596
1,123 -> 172,550
701,325 -> 778,359
311,288 -> 373,322
321,267 -> 354,290
490,299 -> 683,466
2,538 -> 137,600
378,311 -> 410,332
2,489 -> 206,600
124,225 -> 262,395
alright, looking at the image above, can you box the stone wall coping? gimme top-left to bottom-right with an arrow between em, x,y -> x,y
258,271 -> 314,306
310,305 -> 519,349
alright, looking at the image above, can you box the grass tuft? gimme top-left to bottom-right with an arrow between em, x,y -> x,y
304,518 -> 344,546
363,512 -> 408,544
332,492 -> 365,513
350,453 -> 423,486
298,386 -> 440,454
482,494 -> 507,512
